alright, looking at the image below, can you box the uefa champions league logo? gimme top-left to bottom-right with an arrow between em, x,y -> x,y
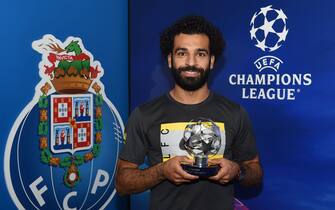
250,5 -> 289,52
228,5 -> 312,100
249,5 -> 289,72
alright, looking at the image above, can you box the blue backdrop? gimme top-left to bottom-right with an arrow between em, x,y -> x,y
1,0 -> 128,209
130,0 -> 335,210
1,0 -> 334,209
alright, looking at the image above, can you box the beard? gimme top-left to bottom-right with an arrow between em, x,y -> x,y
170,64 -> 210,91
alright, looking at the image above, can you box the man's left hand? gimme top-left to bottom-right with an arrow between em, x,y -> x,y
208,158 -> 240,184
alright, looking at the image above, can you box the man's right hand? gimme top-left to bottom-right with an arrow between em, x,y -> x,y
162,156 -> 199,185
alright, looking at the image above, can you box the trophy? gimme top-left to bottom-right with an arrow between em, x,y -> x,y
180,118 -> 221,177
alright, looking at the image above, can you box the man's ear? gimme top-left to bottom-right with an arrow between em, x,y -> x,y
168,53 -> 172,69
210,55 -> 215,69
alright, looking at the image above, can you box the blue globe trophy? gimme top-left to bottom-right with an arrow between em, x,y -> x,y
181,118 -> 221,177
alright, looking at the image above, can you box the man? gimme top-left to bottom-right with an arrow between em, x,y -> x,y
116,15 -> 262,210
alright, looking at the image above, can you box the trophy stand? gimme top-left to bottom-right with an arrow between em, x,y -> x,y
182,156 -> 220,177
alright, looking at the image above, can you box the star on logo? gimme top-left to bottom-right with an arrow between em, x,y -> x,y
259,5 -> 273,16
255,39 -> 267,51
258,18 -> 276,38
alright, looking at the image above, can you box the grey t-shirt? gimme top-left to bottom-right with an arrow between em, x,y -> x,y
119,92 -> 258,210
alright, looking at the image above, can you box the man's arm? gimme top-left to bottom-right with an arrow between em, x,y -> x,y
208,155 -> 262,186
115,156 -> 198,195
115,159 -> 164,195
238,155 -> 262,186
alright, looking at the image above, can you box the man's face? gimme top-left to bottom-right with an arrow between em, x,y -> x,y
168,33 -> 215,91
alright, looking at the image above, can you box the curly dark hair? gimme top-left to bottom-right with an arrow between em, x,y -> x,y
160,15 -> 225,61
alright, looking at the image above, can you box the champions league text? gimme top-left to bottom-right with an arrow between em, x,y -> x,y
229,73 -> 312,100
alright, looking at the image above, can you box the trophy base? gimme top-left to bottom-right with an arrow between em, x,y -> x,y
181,164 -> 220,177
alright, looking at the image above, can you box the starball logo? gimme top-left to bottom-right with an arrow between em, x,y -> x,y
229,5 -> 312,100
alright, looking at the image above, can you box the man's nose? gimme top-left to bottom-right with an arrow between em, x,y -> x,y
186,54 -> 196,66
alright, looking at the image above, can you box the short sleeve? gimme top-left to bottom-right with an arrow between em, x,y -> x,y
232,106 -> 258,163
118,107 -> 148,165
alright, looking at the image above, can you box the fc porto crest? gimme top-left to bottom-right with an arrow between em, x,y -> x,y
4,35 -> 124,209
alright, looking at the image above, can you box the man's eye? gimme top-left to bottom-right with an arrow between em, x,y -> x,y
198,52 -> 207,57
176,52 -> 186,56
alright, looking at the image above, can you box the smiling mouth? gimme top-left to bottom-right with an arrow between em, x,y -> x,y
181,70 -> 200,77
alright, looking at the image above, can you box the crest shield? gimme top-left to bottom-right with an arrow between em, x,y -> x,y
50,94 -> 94,154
